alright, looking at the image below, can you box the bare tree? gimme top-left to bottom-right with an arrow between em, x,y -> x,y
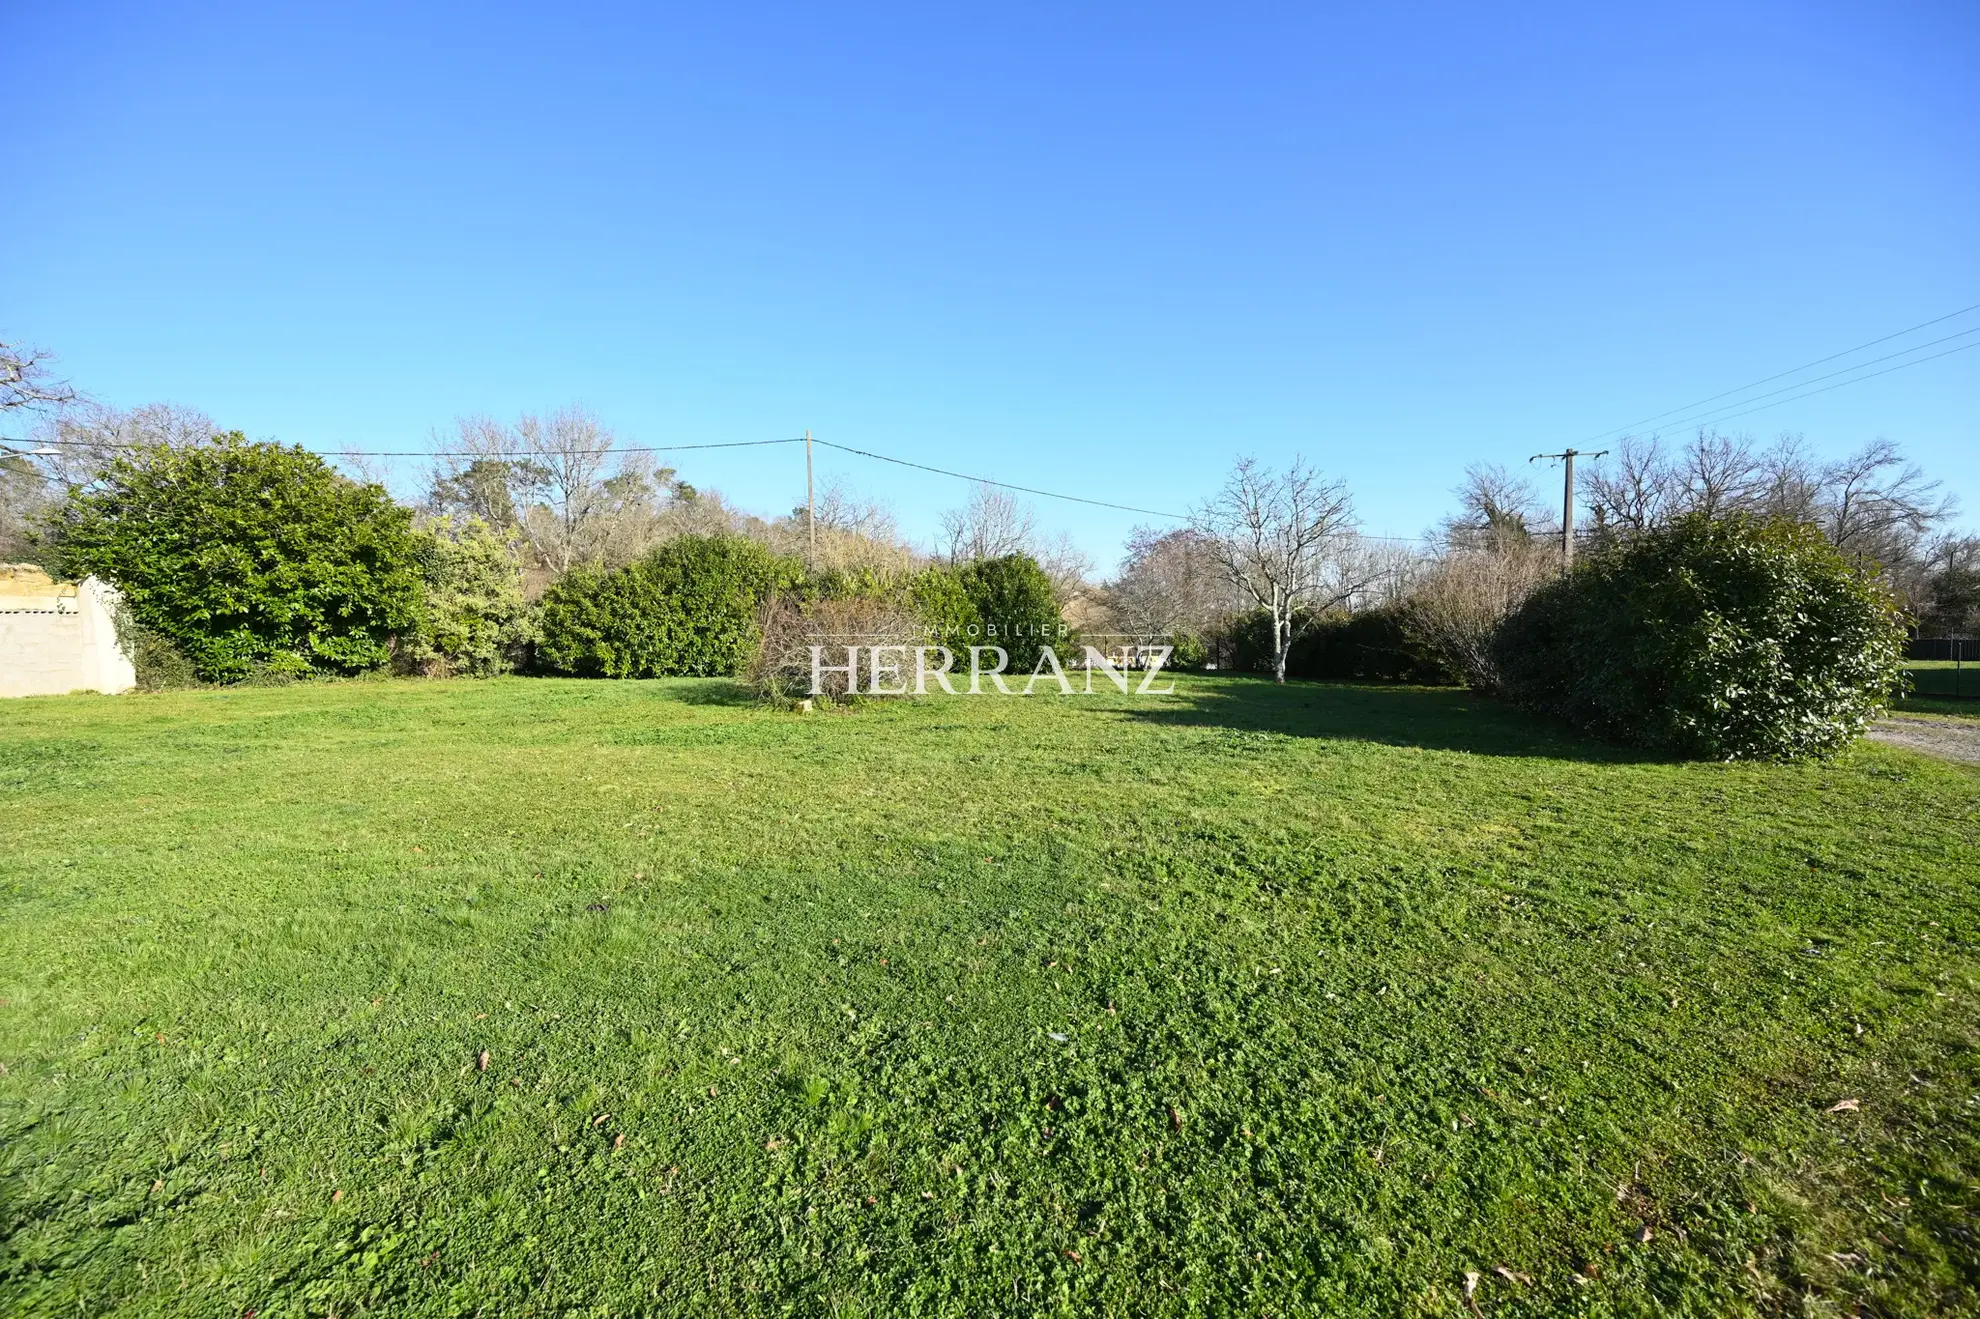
1107,526 -> 1242,641
939,483 -> 1038,564
1582,435 -> 1673,534
1580,429 -> 1953,574
7,401 -> 218,556
1917,535 -> 1980,637
652,484 -> 753,543
1445,463 -> 1554,550
27,401 -> 216,484
1816,438 -> 1956,563
511,406 -> 620,574
1193,456 -> 1372,683
1394,466 -> 1559,688
427,415 -> 530,521
0,342 -> 77,416
4,400 -> 218,564
1360,538 -> 1430,608
0,343 -> 78,561
1035,530 -> 1094,603
0,451 -> 50,562
431,406 -> 697,576
1581,430 -> 1766,529
1678,431 -> 1766,519
1922,532 -> 1980,580
591,453 -> 703,566
1753,433 -> 1822,523
800,478 -> 899,540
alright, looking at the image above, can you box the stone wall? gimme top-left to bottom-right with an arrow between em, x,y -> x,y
0,564 -> 138,698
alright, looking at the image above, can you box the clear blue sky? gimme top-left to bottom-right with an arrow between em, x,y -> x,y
6,1 -> 1977,568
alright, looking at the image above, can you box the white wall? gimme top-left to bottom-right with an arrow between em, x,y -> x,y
0,567 -> 138,698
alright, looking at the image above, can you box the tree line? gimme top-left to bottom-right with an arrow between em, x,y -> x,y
3,337 -> 1970,758
1110,429 -> 1974,690
0,343 -> 1073,686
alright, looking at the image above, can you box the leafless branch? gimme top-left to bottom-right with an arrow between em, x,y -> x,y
1192,456 -> 1371,681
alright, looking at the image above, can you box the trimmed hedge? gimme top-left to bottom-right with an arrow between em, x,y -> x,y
1492,514 -> 1905,760
535,545 -> 1063,682
536,535 -> 802,678
1220,606 -> 1455,684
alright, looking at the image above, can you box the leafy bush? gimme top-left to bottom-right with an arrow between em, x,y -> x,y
55,436 -> 425,682
955,554 -> 1062,671
909,564 -> 977,635
535,534 -> 801,677
1167,631 -> 1210,670
110,602 -> 201,691
743,556 -> 1061,703
402,517 -> 533,677
1493,514 -> 1905,760
897,556 -> 1064,671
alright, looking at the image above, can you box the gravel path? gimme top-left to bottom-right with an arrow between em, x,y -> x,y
1868,717 -> 1980,765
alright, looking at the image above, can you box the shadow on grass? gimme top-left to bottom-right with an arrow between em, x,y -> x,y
664,678 -> 760,707
1134,677 -> 1666,762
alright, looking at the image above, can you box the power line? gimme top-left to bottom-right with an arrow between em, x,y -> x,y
1636,337 -> 1980,434
1639,326 -> 1980,433
24,316 -> 1970,543
1617,328 -> 1980,441
1580,299 -> 1980,443
8,426 -> 1435,542
809,439 -> 1434,541
808,437 -> 1193,521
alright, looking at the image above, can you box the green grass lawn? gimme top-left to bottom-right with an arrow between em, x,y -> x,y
1900,660 -> 1980,717
2,676 -> 1977,1317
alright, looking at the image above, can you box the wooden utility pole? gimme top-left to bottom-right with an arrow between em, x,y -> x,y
1529,448 -> 1606,566
805,429 -> 815,567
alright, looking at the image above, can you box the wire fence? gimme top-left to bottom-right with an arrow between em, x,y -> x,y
1906,636 -> 1977,701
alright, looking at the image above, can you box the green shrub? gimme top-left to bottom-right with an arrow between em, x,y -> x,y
1492,514 -> 1905,760
403,517 -> 532,677
111,603 -> 201,691
956,554 -> 1062,672
1167,631 -> 1209,670
1218,607 -> 1454,683
909,564 -> 977,635
899,556 -> 1063,670
536,534 -> 801,678
55,435 -> 424,682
